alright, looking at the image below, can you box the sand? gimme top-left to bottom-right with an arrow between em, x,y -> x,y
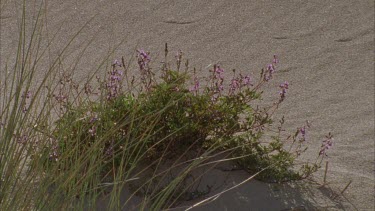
1,0 -> 374,210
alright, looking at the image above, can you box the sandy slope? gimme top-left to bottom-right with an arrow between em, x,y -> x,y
1,0 -> 374,210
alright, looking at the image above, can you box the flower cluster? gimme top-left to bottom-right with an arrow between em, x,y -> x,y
229,74 -> 253,95
213,65 -> 225,95
214,65 -> 224,80
208,65 -> 253,96
137,49 -> 151,71
106,60 -> 123,100
294,123 -> 309,144
242,74 -> 252,87
279,81 -> 289,101
137,50 -> 152,90
319,133 -> 334,156
229,78 -> 240,95
46,48 -> 330,187
264,55 -> 279,81
207,65 -> 225,101
189,76 -> 200,93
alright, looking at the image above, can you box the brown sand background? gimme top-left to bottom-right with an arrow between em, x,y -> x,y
1,0 -> 374,210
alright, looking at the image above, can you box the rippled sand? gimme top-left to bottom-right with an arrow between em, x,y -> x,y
1,1 -> 373,210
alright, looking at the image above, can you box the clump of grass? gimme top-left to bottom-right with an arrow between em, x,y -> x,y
0,1 -> 333,210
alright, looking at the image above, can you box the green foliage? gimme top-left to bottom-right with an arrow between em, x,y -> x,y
49,68 -> 318,184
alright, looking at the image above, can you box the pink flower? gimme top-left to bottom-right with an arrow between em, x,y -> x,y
280,81 -> 289,89
264,55 -> 279,82
229,78 -> 240,95
319,133 -> 334,156
189,77 -> 200,92
214,65 -> 224,79
279,81 -> 289,100
267,64 -> 275,73
137,49 -> 150,62
299,126 -> 307,141
242,75 -> 252,86
219,84 -> 224,92
264,64 -> 275,81
137,49 -> 151,71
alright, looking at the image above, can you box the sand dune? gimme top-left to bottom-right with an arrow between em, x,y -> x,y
1,0 -> 373,210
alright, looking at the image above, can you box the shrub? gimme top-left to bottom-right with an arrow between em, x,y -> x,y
46,47 -> 327,188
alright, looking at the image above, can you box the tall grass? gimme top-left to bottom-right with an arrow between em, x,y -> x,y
0,1 -> 332,210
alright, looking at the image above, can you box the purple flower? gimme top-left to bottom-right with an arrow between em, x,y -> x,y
319,133 -> 334,156
264,55 -> 280,81
229,78 -> 240,95
242,75 -> 252,86
267,64 -> 275,73
280,81 -> 289,89
138,49 -> 150,60
264,64 -> 275,82
137,49 -> 153,89
189,77 -> 200,92
137,49 -> 151,70
299,126 -> 307,141
219,84 -> 224,92
231,79 -> 240,88
106,69 -> 123,100
300,127 -> 306,137
214,65 -> 224,80
279,81 -> 289,100
110,70 -> 122,81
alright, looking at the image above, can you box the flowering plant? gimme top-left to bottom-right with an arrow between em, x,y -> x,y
47,47 -> 331,183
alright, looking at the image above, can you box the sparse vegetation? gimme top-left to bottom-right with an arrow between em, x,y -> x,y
0,1 -> 333,210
